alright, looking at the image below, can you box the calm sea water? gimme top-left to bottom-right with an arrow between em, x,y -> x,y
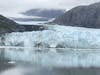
1,48 -> 100,75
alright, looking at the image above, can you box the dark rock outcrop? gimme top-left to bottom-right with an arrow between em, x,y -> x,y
22,25 -> 45,31
53,2 -> 100,28
0,15 -> 25,33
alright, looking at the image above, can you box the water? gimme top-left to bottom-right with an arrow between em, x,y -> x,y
1,64 -> 100,75
1,48 -> 100,75
1,48 -> 100,67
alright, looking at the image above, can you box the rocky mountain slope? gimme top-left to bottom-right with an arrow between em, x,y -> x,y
53,2 -> 100,28
0,15 -> 25,33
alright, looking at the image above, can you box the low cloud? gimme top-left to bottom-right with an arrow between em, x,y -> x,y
0,0 -> 99,17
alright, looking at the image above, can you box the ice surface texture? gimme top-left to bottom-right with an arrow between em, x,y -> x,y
3,24 -> 100,49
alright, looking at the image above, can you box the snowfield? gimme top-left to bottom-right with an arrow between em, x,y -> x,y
2,24 -> 100,49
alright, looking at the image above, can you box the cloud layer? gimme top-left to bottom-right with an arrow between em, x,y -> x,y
0,0 -> 99,17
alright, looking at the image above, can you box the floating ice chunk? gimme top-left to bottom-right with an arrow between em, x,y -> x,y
8,61 -> 16,64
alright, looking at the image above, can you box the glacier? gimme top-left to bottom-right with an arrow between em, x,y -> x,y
1,24 -> 100,68
2,24 -> 100,49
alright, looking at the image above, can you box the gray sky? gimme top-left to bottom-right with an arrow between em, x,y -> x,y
0,0 -> 99,17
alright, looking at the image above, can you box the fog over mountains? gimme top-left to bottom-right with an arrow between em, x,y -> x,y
11,9 -> 65,23
22,9 -> 65,20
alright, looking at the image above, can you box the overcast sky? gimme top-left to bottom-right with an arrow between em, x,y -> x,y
0,0 -> 99,17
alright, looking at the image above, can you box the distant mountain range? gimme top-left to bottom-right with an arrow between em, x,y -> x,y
0,15 -> 25,33
53,2 -> 100,28
1,2 -> 100,34
22,8 -> 65,21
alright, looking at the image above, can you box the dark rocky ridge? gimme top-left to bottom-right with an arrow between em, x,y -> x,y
0,15 -> 25,34
53,2 -> 100,28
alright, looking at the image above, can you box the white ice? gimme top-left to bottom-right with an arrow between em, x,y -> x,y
3,24 -> 100,49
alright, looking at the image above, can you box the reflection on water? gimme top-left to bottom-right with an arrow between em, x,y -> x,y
1,48 -> 100,67
1,48 -> 100,75
1,63 -> 100,75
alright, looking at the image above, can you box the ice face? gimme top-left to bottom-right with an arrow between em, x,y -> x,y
2,24 -> 100,49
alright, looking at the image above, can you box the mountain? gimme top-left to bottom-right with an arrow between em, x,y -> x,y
53,2 -> 100,28
0,15 -> 25,33
22,8 -> 65,21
